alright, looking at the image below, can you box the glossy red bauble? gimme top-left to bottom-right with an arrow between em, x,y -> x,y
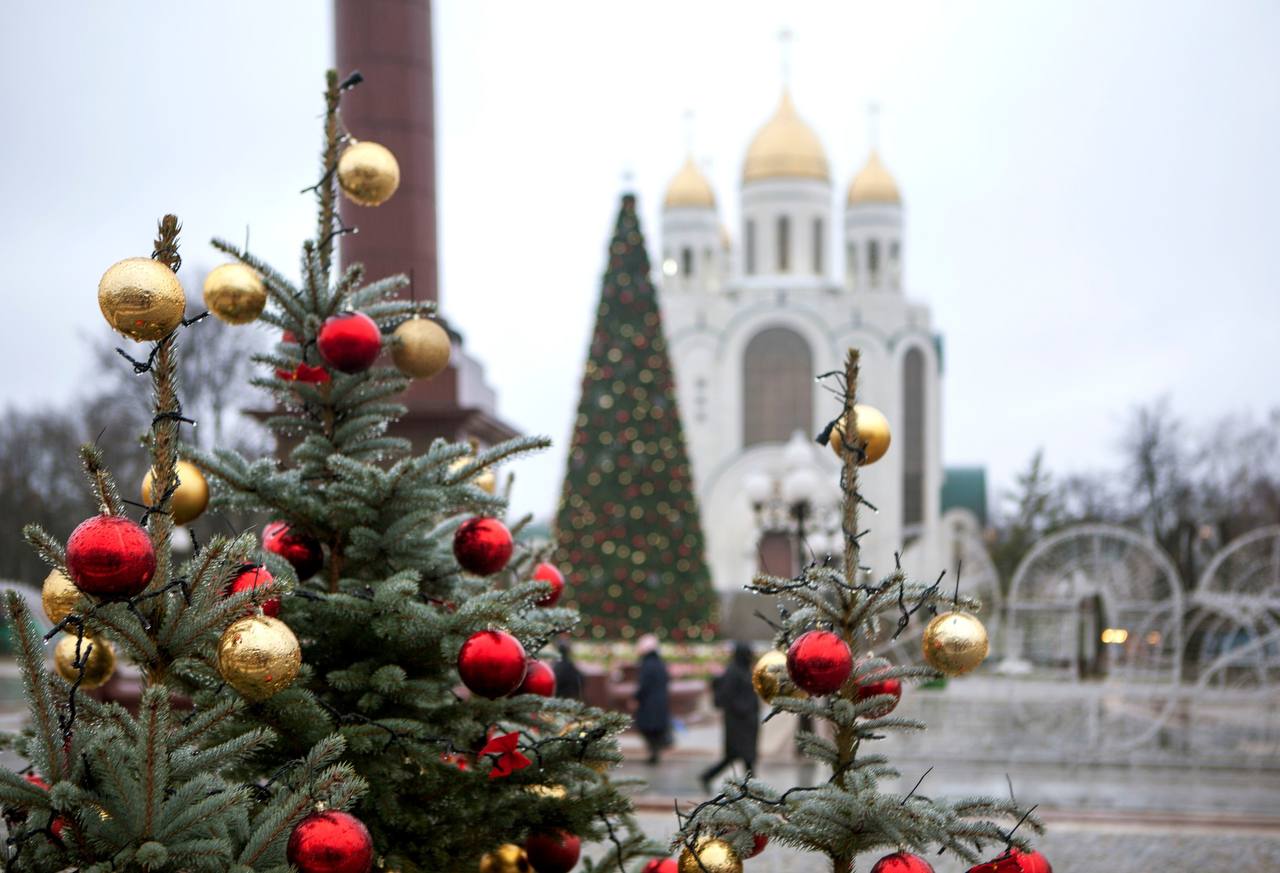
746,834 -> 768,858
532,561 -> 565,607
317,312 -> 382,374
641,860 -> 678,873
23,774 -> 64,838
65,515 -> 156,598
967,848 -> 1051,873
870,852 -> 935,873
453,517 -> 514,576
786,630 -> 852,696
457,630 -> 527,698
855,673 -> 902,718
287,809 -> 373,873
517,659 -> 556,697
263,521 -> 323,580
525,829 -> 581,873
228,565 -> 279,617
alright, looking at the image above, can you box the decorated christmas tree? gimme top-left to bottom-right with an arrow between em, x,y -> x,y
1,215 -> 367,872
665,350 -> 1052,873
1,70 -> 663,873
555,194 -> 717,640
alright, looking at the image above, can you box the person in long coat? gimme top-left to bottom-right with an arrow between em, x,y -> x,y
552,639 -> 584,701
700,641 -> 760,792
633,634 -> 671,764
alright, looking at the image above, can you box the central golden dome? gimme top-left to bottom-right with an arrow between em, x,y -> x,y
742,91 -> 829,184
664,157 -> 716,208
847,150 -> 901,205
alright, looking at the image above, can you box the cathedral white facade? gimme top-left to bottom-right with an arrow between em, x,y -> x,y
657,91 -> 948,615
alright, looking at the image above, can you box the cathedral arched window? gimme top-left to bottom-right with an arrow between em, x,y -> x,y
743,327 -> 813,447
846,242 -> 857,288
812,218 -> 823,274
681,246 -> 694,277
902,347 -> 926,537
777,216 -> 790,272
867,239 -> 880,287
745,220 -> 756,275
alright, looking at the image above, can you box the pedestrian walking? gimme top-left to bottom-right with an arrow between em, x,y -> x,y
633,633 -> 671,764
701,641 -> 760,792
553,639 -> 584,701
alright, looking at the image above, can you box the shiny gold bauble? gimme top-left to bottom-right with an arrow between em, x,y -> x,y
479,844 -> 530,873
338,140 -> 400,207
448,456 -> 497,495
141,460 -> 209,525
391,317 -> 451,380
217,614 -> 301,702
751,649 -> 807,704
921,611 -> 989,677
678,838 -> 742,873
53,634 -> 116,689
42,569 -> 82,625
97,257 -> 186,342
202,263 -> 266,325
829,404 -> 891,465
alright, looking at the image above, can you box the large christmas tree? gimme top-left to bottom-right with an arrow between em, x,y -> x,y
667,351 -> 1052,873
1,71 -> 662,873
555,194 -> 716,640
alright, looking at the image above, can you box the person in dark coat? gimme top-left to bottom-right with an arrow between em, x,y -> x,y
700,642 -> 760,792
633,634 -> 671,764
552,639 -> 584,701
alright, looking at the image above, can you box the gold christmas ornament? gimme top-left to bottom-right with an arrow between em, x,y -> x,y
53,634 -> 116,689
202,263 -> 266,325
448,456 -> 497,495
337,140 -> 400,207
751,649 -> 807,704
391,317 -> 451,380
479,844 -> 530,873
141,460 -> 210,525
829,404 -> 891,465
42,569 -> 81,625
217,614 -> 302,702
524,783 -> 568,800
921,611 -> 989,677
678,838 -> 743,873
97,257 -> 186,342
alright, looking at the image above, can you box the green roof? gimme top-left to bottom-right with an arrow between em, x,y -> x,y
941,466 -> 988,526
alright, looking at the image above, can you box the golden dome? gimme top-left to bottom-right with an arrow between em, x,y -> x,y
664,157 -> 716,208
742,91 -> 829,183
847,150 -> 901,205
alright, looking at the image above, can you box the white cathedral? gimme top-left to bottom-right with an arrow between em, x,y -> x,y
655,91 -> 973,628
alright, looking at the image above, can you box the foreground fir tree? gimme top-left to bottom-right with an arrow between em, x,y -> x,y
555,193 -> 716,640
669,350 -> 1051,873
186,71 -> 658,872
0,216 -> 366,872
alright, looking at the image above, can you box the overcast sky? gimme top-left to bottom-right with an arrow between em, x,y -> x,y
2,1 -> 1277,523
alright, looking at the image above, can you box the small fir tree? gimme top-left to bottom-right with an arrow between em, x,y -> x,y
555,193 -> 716,640
669,350 -> 1049,873
0,216 -> 366,872
184,71 -> 659,872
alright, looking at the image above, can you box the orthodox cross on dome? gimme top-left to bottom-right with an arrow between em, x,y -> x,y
778,27 -> 793,86
683,108 -> 695,154
868,101 -> 882,149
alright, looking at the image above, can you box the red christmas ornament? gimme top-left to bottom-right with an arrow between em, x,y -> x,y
871,852 -> 935,873
524,829 -> 581,873
967,848 -> 1051,873
479,730 -> 532,779
228,565 -> 279,617
855,673 -> 902,718
516,659 -> 556,697
263,521 -> 323,579
65,515 -> 156,598
316,311 -> 382,374
786,630 -> 852,696
23,774 -> 64,838
642,860 -> 678,873
457,629 -> 527,698
532,561 -> 565,607
746,834 -> 768,859
286,809 -> 373,873
453,517 -> 514,575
